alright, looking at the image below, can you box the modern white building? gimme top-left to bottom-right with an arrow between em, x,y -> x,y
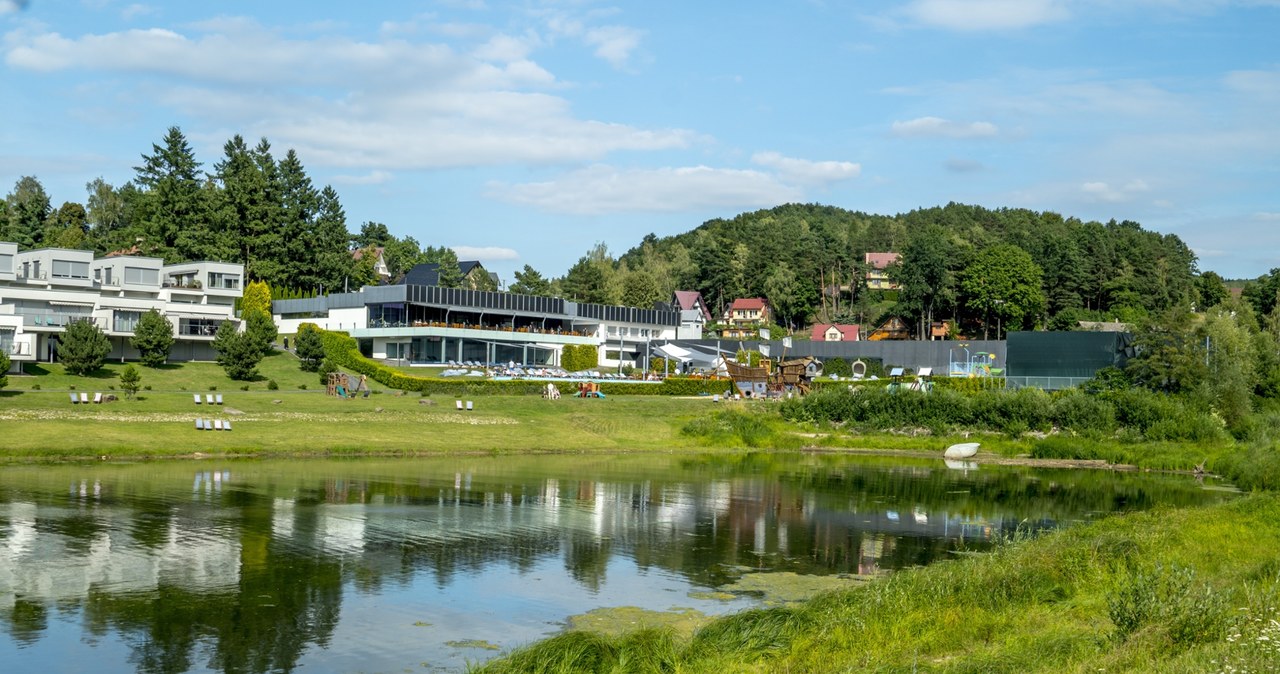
0,242 -> 245,373
273,267 -> 680,370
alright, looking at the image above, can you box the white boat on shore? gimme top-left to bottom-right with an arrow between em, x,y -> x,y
944,442 -> 980,459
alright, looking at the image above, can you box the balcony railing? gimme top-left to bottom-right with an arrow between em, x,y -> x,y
2,341 -> 32,356
21,314 -> 104,329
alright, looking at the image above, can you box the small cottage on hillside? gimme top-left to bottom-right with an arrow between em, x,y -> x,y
810,323 -> 860,342
864,252 -> 901,290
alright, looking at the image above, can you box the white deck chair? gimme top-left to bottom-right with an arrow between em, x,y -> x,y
215,394 -> 223,405
194,394 -> 202,405
466,400 -> 473,411
80,392 -> 89,404
456,400 -> 463,410
223,420 -> 232,431
71,392 -> 80,404
195,419 -> 203,430
214,419 -> 224,431
205,394 -> 214,405
93,392 -> 102,403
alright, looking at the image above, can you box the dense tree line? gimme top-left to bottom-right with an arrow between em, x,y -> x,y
3,130 -> 1253,334
0,127 -> 468,293
579,202 -> 1219,338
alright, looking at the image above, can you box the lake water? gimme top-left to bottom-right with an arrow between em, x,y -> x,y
0,454 -> 1233,673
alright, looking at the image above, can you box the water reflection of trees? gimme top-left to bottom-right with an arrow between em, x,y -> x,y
0,457 -> 1231,673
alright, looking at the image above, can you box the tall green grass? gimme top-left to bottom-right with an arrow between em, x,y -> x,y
477,495 -> 1280,673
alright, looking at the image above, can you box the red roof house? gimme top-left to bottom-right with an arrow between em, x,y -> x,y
810,323 -> 860,342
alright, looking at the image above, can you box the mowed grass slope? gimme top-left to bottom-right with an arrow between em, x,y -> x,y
0,352 -> 719,458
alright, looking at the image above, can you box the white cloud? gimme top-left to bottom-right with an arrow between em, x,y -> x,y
1225,68 -> 1280,98
904,0 -> 1070,30
452,246 -> 519,261
2,22 -> 692,170
490,164 -> 804,215
1081,179 -> 1150,203
121,4 -> 154,20
891,116 -> 999,138
751,152 -> 861,185
582,25 -> 643,69
330,170 -> 393,186
0,0 -> 28,15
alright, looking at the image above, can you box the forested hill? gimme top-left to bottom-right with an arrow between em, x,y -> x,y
601,202 -> 1212,337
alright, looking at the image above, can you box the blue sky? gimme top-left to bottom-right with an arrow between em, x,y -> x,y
2,0 -> 1277,283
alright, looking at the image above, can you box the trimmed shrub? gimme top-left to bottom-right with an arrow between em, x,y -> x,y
314,328 -> 728,396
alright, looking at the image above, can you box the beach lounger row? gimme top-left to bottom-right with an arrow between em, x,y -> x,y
455,400 -> 474,411
69,392 -> 103,404
194,394 -> 224,405
194,419 -> 232,431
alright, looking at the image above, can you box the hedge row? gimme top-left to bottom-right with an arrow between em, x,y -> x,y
314,326 -> 733,397
780,385 -> 1227,443
810,376 -> 1005,394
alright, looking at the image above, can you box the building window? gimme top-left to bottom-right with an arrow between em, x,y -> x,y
51,259 -> 90,279
207,272 -> 241,290
179,318 -> 222,337
124,267 -> 159,286
114,311 -> 142,333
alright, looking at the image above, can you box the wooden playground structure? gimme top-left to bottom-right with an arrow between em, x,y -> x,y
724,356 -> 823,397
326,372 -> 369,398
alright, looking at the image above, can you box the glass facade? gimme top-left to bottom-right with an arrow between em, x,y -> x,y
113,311 -> 142,333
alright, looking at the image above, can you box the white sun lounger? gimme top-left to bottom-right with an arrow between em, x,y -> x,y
71,392 -> 80,404
194,394 -> 202,405
80,392 -> 89,404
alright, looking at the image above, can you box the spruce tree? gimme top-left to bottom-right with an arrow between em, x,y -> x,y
130,309 -> 174,367
211,321 -> 261,381
294,324 -> 325,372
60,319 -> 112,376
118,364 -> 141,398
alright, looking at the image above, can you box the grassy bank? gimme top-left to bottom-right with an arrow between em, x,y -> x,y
0,354 -> 795,459
476,493 -> 1280,673
0,355 -> 1259,473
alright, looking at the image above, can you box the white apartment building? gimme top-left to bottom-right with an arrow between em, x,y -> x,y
0,242 -> 245,373
273,268 -> 680,371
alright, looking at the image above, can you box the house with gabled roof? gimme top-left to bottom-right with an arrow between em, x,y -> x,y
720,298 -> 770,339
673,290 -> 712,339
864,252 -> 901,290
810,323 -> 860,342
352,247 -> 390,282
867,316 -> 911,340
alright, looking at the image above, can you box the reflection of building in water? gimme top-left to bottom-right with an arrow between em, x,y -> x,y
0,501 -> 241,610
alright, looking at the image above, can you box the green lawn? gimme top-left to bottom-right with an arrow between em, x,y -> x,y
0,353 -> 729,459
